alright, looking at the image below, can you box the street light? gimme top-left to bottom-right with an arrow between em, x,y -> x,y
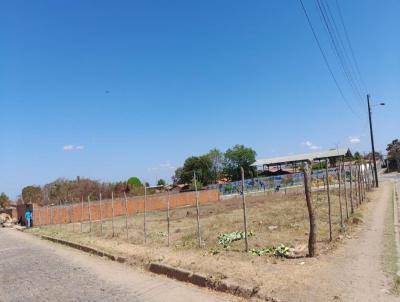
367,94 -> 385,187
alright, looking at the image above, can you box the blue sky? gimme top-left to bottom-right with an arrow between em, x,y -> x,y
1,0 -> 399,198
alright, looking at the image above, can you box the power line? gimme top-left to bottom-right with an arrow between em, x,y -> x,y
321,0 -> 366,102
315,0 -> 365,108
298,0 -> 363,119
334,0 -> 368,92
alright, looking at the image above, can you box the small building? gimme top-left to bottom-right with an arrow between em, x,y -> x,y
252,148 -> 352,176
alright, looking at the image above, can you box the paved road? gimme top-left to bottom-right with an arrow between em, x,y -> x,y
0,229 -> 233,302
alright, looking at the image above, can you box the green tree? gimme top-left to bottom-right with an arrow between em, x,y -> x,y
353,151 -> 362,161
0,192 -> 10,209
157,179 -> 166,186
179,155 -> 213,185
223,144 -> 257,181
207,148 -> 224,183
22,186 -> 43,205
127,177 -> 142,187
172,167 -> 183,185
387,139 -> 400,171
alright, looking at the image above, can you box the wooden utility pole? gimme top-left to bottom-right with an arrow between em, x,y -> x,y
303,162 -> 316,257
367,94 -> 379,187
370,161 -> 376,188
123,192 -> 129,240
240,167 -> 249,252
111,191 -> 115,237
194,172 -> 202,248
325,160 -> 332,242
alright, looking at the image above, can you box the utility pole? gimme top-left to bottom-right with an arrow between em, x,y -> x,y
367,94 -> 379,187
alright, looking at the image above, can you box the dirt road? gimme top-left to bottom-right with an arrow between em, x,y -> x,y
0,228 -> 235,302
278,178 -> 399,302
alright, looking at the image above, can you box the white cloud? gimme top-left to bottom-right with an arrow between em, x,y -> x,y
159,162 -> 176,170
63,145 -> 85,151
303,141 -> 321,150
148,161 -> 176,172
349,136 -> 361,144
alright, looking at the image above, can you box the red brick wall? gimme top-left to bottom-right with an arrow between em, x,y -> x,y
33,189 -> 220,226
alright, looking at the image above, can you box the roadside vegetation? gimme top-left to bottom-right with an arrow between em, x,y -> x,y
383,184 -> 400,295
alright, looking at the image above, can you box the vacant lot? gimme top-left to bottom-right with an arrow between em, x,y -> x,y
32,187 -> 359,254
28,185 -> 370,298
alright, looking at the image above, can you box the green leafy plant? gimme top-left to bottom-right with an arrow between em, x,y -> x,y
217,231 -> 254,248
249,244 -> 290,258
249,247 -> 274,256
273,244 -> 290,257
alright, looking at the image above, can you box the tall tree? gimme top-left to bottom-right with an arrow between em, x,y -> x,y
172,167 -> 183,185
223,144 -> 257,181
22,186 -> 43,205
353,152 -> 362,161
157,179 -> 166,186
127,177 -> 142,187
207,148 -> 224,183
387,139 -> 400,171
179,155 -> 213,186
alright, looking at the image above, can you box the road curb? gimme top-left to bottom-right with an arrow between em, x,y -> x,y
40,235 -> 127,263
393,184 -> 400,277
147,263 -> 279,301
37,234 -> 279,301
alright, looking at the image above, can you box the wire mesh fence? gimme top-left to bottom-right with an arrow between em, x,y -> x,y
33,162 -> 375,254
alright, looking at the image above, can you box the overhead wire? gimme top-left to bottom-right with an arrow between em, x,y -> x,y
298,0 -> 363,119
315,0 -> 365,109
320,0 -> 366,103
334,0 -> 368,93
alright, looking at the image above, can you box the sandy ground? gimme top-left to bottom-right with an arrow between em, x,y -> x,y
274,179 -> 399,302
0,228 -> 239,302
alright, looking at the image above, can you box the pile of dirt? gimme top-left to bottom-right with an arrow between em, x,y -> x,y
0,213 -> 14,227
0,213 -> 11,222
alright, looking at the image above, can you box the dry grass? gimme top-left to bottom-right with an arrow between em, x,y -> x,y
32,188 -> 359,255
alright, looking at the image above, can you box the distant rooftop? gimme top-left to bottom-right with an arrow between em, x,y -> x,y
252,148 -> 351,167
